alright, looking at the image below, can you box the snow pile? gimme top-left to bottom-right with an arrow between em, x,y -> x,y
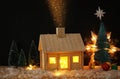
0,66 -> 120,79
118,70 -> 120,78
93,70 -> 119,79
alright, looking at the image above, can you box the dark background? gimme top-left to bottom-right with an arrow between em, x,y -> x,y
4,0 -> 120,66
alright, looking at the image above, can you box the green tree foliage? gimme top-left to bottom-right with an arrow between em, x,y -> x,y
8,40 -> 19,66
94,22 -> 111,64
18,49 -> 27,67
28,40 -> 40,66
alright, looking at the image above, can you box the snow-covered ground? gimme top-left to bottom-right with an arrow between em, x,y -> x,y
0,66 -> 120,79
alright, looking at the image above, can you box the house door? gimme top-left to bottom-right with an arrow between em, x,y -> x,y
59,56 -> 69,69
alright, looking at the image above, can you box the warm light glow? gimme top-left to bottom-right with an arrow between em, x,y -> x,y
54,71 -> 61,76
26,64 -> 36,70
91,31 -> 97,44
49,57 -> 56,64
85,31 -> 120,68
86,44 -> 97,52
73,56 -> 79,63
107,32 -> 111,42
85,31 -> 97,66
94,66 -> 101,69
109,45 -> 120,54
60,56 -> 68,69
53,70 -> 66,77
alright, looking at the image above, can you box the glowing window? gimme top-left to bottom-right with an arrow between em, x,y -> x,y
60,56 -> 68,69
49,57 -> 56,64
72,56 -> 79,63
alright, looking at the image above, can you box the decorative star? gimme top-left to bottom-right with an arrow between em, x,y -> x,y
94,7 -> 106,20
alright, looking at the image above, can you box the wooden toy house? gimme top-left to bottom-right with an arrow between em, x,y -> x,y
38,27 -> 85,70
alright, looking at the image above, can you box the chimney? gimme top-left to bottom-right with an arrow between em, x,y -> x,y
56,27 -> 65,38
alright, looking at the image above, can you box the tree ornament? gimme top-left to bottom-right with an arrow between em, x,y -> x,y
94,6 -> 105,20
111,63 -> 118,70
101,62 -> 111,71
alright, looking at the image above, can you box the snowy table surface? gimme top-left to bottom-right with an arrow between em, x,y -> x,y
0,66 -> 120,79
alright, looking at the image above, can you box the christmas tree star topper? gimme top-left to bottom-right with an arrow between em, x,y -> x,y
94,6 -> 106,20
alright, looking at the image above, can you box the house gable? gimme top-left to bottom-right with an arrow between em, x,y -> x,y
38,33 -> 85,53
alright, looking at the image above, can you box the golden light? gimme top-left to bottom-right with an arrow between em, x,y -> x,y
60,56 -> 68,69
94,66 -> 101,69
73,56 -> 79,63
91,31 -> 97,44
49,57 -> 56,64
85,31 -> 120,68
26,64 -> 36,70
86,31 -> 98,52
53,70 -> 66,77
109,45 -> 120,54
85,31 -> 98,68
107,32 -> 111,42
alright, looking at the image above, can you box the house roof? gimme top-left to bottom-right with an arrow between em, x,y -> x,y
38,33 -> 85,53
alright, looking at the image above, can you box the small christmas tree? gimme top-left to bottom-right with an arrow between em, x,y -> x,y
28,40 -> 40,66
94,22 -> 111,64
8,40 -> 19,66
18,49 -> 27,67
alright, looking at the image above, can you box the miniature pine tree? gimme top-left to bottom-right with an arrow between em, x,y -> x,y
28,40 -> 40,66
94,22 -> 111,64
18,49 -> 27,67
8,40 -> 19,66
